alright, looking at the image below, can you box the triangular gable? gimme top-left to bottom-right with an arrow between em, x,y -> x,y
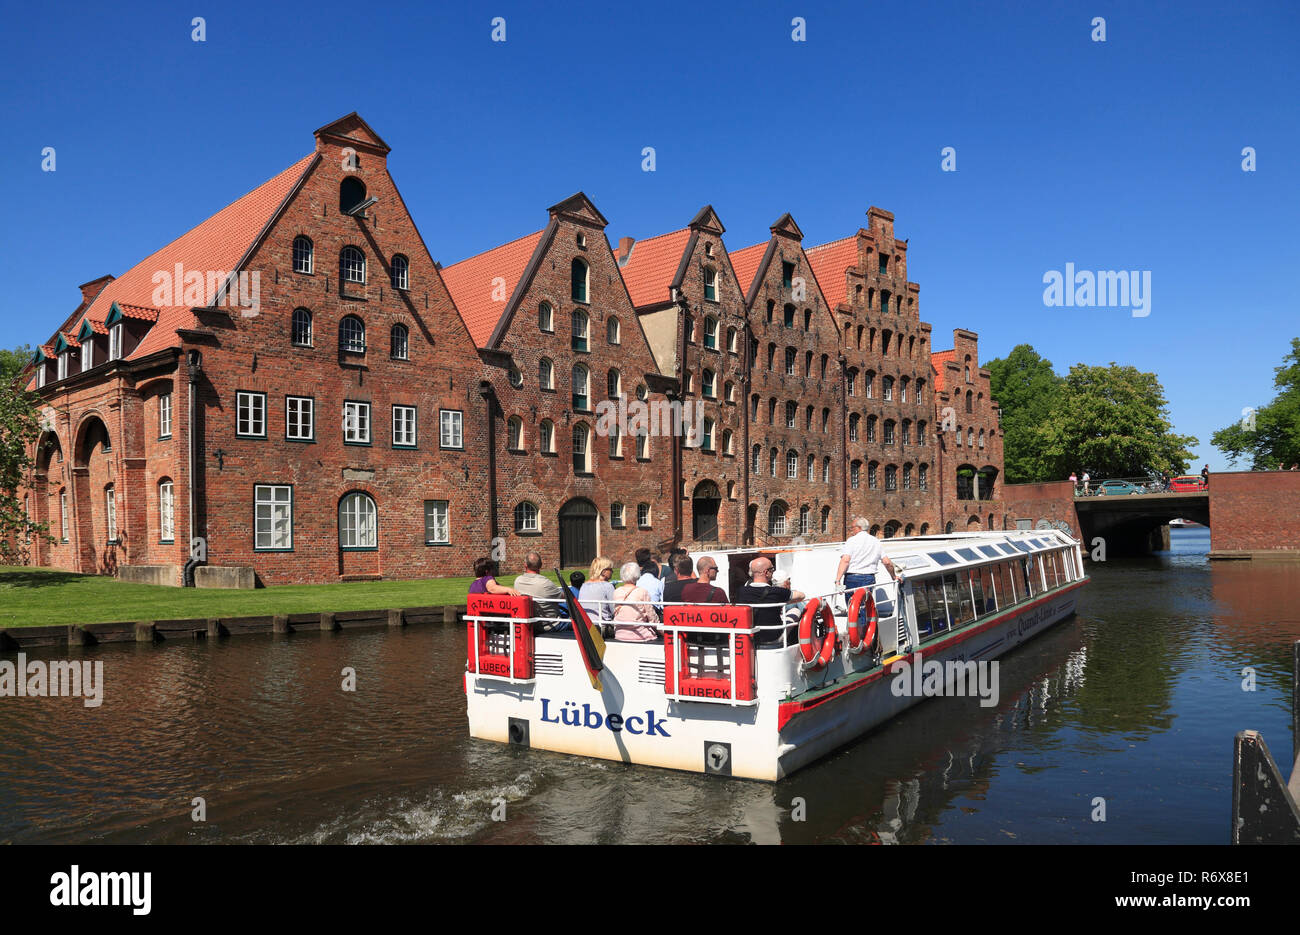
76,319 -> 96,342
770,212 -> 804,241
53,334 -> 71,354
688,205 -> 725,235
105,302 -> 123,326
313,112 -> 391,155
31,347 -> 48,365
547,192 -> 608,228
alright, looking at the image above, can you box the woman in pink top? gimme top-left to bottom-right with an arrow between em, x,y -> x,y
612,561 -> 658,642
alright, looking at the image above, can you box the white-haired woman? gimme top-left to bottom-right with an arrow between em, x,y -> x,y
612,561 -> 658,642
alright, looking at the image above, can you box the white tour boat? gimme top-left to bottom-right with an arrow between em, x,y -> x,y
464,529 -> 1088,781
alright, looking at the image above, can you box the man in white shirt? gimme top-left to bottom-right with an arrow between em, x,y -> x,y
836,517 -> 896,636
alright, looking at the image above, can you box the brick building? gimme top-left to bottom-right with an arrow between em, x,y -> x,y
16,113 -> 1009,585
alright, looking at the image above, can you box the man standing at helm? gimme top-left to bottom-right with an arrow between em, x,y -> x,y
835,517 -> 896,631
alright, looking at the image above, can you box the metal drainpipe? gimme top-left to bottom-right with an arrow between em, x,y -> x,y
938,404 -> 946,533
741,320 -> 752,546
671,292 -> 689,547
183,350 -> 203,586
839,353 -> 848,541
478,381 -> 499,547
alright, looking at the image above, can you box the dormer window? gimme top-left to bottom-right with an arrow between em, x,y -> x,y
109,323 -> 123,361
81,340 -> 93,371
57,352 -> 69,381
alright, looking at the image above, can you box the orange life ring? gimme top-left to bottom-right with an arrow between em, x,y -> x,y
798,597 -> 837,670
847,587 -> 878,654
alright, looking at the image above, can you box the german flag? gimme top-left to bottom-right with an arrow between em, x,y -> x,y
554,569 -> 605,691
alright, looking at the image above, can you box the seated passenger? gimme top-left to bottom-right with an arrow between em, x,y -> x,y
568,571 -> 586,600
513,551 -> 570,632
578,556 -> 616,623
612,561 -> 658,642
468,557 -> 519,597
636,550 -> 665,609
735,557 -> 805,646
662,553 -> 696,605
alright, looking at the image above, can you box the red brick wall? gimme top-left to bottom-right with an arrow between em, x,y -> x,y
1000,480 -> 1081,539
1209,471 -> 1300,551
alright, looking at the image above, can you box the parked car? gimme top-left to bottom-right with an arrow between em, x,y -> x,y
1168,475 -> 1207,492
1095,479 -> 1144,496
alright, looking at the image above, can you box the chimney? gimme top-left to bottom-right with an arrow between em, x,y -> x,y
78,275 -> 115,305
616,237 -> 635,264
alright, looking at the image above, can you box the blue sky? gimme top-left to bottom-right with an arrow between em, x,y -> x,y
3,0 -> 1296,472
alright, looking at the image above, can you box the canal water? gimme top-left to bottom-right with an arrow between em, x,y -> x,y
2,528 -> 1297,844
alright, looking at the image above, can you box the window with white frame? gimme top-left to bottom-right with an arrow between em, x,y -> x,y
109,324 -> 123,361
59,489 -> 69,541
344,401 -> 371,444
539,302 -> 553,332
702,418 -> 715,451
571,258 -> 589,303
823,457 -> 831,484
704,316 -> 718,349
785,401 -> 796,428
236,392 -> 267,438
703,369 -> 716,399
390,254 -> 409,290
611,502 -> 625,527
752,445 -> 761,473
572,310 -> 589,351
768,502 -> 787,536
390,323 -> 409,360
81,340 -> 92,371
770,448 -> 778,477
807,454 -> 815,481
293,236 -> 313,274
637,503 -> 651,528
539,357 -> 555,390
508,416 -> 524,451
159,480 -> 175,542
105,485 -> 117,542
287,396 -> 314,440
799,506 -> 810,536
785,347 -> 796,375
514,501 -> 539,532
159,393 -> 172,437
393,405 -> 417,448
292,308 -> 313,346
339,492 -> 377,549
540,420 -> 555,453
607,317 -> 620,344
883,376 -> 894,401
607,368 -> 621,399
57,352 -> 68,381
341,246 -> 366,284
635,430 -> 648,460
572,423 -> 591,473
424,500 -> 449,544
704,268 -> 717,302
608,430 -> 622,458
340,315 -> 366,353
439,410 -> 463,449
572,364 -> 590,410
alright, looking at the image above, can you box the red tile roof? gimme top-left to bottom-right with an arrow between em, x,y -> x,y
931,349 -> 956,394
804,237 -> 857,311
440,230 -> 545,347
618,228 -> 691,308
82,319 -> 108,335
58,332 -> 81,349
729,242 -> 767,297
60,153 -> 315,368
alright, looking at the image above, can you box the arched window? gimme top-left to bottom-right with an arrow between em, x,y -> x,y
769,448 -> 778,477
783,347 -> 795,376
635,430 -> 649,459
847,368 -> 857,396
390,254 -> 409,290
883,376 -> 894,400
868,462 -> 879,490
866,415 -> 877,442
572,364 -> 590,411
903,463 -> 913,490
158,479 -> 175,542
637,503 -> 652,528
703,267 -> 717,301
507,416 -> 524,451
865,371 -> 875,398
915,379 -> 924,405
702,418 -> 715,451
767,343 -> 777,371
571,258 -> 589,303
572,423 -> 591,473
540,419 -> 555,453
979,429 -> 986,449
850,460 -> 861,489
822,408 -> 830,432
571,309 -> 589,351
900,376 -> 909,402
882,329 -> 892,356
967,428 -> 975,447
703,369 -> 716,399
821,506 -> 831,533
785,401 -> 797,428
636,383 -> 648,401
884,522 -> 899,539
539,302 -> 554,332
339,315 -> 366,353
514,501 -> 539,532
104,484 -> 117,541
823,457 -> 831,484
901,419 -> 911,445
966,389 -> 973,413
539,357 -> 554,390
787,450 -> 799,479
783,304 -> 795,328
607,368 -> 621,398
508,365 -> 523,388
885,466 -> 898,491
799,505 -> 810,535
768,501 -> 788,536
607,317 -> 620,344
807,454 -> 815,480
752,445 -> 762,473
724,380 -> 734,403
849,413 -> 860,442
704,316 -> 719,349
339,177 -> 366,213
291,308 -> 313,346
946,521 -> 955,534
727,327 -> 738,352
956,426 -> 964,446
340,246 -> 366,284
723,429 -> 734,455
390,323 -> 409,360
917,420 -> 927,445
339,492 -> 377,549
919,463 -> 929,490
609,428 -> 622,458
292,236 -> 313,274
768,398 -> 777,423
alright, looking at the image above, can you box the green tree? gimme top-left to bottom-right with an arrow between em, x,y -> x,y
1038,363 -> 1197,479
986,344 -> 1065,483
1211,338 -> 1300,469
1,344 -> 49,562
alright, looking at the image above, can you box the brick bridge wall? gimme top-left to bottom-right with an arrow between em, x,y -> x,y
1000,480 -> 1081,540
1209,470 -> 1300,552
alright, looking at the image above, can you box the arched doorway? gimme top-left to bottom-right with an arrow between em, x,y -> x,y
559,498 -> 598,568
691,480 -> 721,542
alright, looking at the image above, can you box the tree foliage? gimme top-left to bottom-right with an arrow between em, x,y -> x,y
1211,338 -> 1300,470
986,346 -> 1196,482
1,344 -> 49,562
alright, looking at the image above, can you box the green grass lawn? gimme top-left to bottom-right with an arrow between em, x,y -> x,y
0,566 -> 585,628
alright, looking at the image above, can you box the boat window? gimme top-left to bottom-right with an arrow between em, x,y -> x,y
1050,551 -> 1063,587
969,570 -> 987,616
997,543 -> 1018,556
928,551 -> 958,566
1010,541 -> 1031,553
977,565 -> 998,614
978,545 -> 1001,558
944,573 -> 975,627
956,547 -> 979,561
1028,538 -> 1045,549
913,579 -> 936,637
927,577 -> 950,635
1021,559 -> 1038,598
